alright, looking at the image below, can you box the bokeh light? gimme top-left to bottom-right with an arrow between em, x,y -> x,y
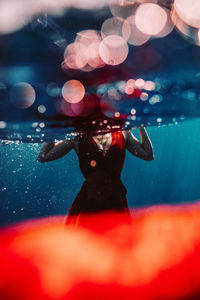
156,8 -> 174,38
63,42 -> 88,70
135,3 -> 167,36
174,0 -> 200,29
109,0 -> 137,19
10,82 -> 36,109
144,80 -> 155,91
75,30 -> 104,69
38,105 -> 46,114
60,100 -> 82,117
125,79 -> 135,95
88,42 -> 105,69
99,35 -> 128,65
76,30 -> 101,46
122,16 -> 150,46
101,17 -> 129,39
0,2 -> 31,34
62,80 -> 85,104
0,121 -> 7,128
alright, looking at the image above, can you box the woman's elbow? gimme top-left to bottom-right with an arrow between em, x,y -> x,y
145,153 -> 154,161
143,152 -> 154,161
37,154 -> 47,163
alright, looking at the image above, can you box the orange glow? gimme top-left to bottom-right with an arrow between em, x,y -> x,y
99,35 -> 129,66
2,204 -> 200,299
174,0 -> 200,29
135,3 -> 167,36
90,160 -> 97,167
122,16 -> 150,46
62,80 -> 85,104
10,82 -> 36,109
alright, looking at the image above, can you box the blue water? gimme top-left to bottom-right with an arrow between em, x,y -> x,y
1,118 -> 200,226
1,7 -> 200,226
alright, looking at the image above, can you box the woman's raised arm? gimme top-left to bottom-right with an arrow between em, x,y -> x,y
124,127 -> 154,161
37,139 -> 76,163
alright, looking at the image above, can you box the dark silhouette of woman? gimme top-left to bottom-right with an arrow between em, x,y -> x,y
37,127 -> 154,224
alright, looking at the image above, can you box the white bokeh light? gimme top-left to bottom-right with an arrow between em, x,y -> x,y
174,0 -> 200,29
123,16 -> 150,46
135,3 -> 167,36
99,35 -> 129,65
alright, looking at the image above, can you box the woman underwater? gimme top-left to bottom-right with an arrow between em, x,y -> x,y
37,127 -> 154,223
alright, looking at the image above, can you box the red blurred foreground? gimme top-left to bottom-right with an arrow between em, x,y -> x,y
1,203 -> 200,300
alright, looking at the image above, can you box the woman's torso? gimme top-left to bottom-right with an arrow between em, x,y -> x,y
76,131 -> 126,180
